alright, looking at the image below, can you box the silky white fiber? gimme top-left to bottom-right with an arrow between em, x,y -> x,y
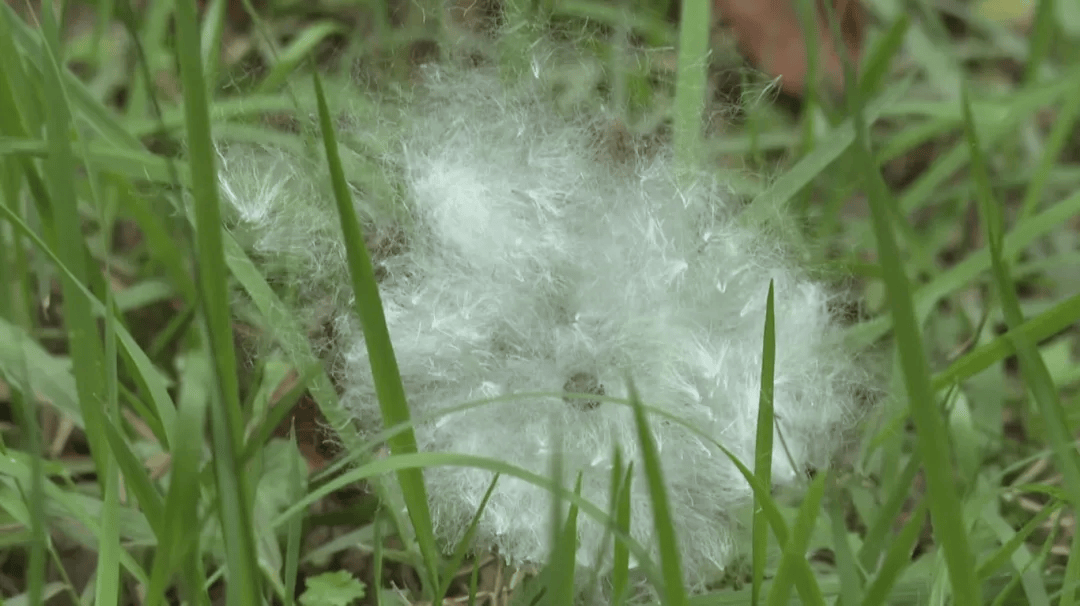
218,57 -> 872,595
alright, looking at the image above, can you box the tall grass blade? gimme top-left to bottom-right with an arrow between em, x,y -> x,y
550,474 -> 585,606
310,71 -> 441,593
436,474 -> 501,603
174,0 -> 262,600
861,502 -> 928,606
39,0 -> 111,486
827,494 -> 862,606
1018,78 -> 1080,220
671,0 -> 710,175
283,430 -> 306,606
627,380 -> 687,606
766,472 -> 827,606
610,458 -> 634,606
857,455 -> 920,571
853,71 -> 980,604
961,85 -> 1080,606
146,351 -> 212,606
752,281 -> 776,606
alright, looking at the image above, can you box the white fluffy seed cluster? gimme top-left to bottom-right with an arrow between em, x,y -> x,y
218,61 -> 869,592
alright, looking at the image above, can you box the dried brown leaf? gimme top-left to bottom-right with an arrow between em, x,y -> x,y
715,0 -> 866,97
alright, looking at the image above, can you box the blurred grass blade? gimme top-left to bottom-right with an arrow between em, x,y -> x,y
101,418 -> 166,534
857,15 -> 910,98
96,460 -> 122,606
851,185 -> 1080,348
961,85 -> 1080,497
39,0 -> 111,485
766,472 -> 827,606
257,22 -> 344,93
933,291 -> 1080,390
628,380 -> 687,606
610,458 -> 634,606
982,506 -> 1051,604
201,0 -> 227,90
961,85 -> 1080,606
746,80 -> 909,223
283,430 -> 307,606
827,494 -> 862,606
311,71 -> 440,593
1024,0 -> 1056,82
861,501 -> 928,606
752,281 -> 776,606
857,454 -> 920,570
550,474 -> 585,606
978,500 -> 1060,580
853,76 -> 980,603
671,0 -> 710,175
147,351 -> 212,606
1018,77 -> 1080,220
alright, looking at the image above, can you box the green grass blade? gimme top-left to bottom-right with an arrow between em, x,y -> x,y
854,81 -> 980,603
765,472 -> 827,606
436,474 -> 501,603
857,15 -> 911,99
272,451 -> 664,585
173,0 -> 261,600
101,417 -> 165,533
283,430 -> 307,606
827,493 -> 862,606
39,0 -> 111,485
95,457 -> 122,606
981,506 -> 1051,605
257,22 -> 344,94
978,500 -> 1060,580
310,71 -> 440,593
200,0 -> 227,91
147,351 -> 212,606
610,459 -> 634,606
1024,0 -> 1056,83
550,474 -> 585,606
627,380 -> 687,606
752,281 -> 776,606
1018,77 -> 1080,220
174,0 -> 245,454
961,85 -> 1080,606
745,80 -> 909,223
857,454 -> 920,571
933,291 -> 1080,390
861,501 -> 928,606
671,0 -> 710,175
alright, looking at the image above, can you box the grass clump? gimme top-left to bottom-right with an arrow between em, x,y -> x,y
0,0 -> 1079,604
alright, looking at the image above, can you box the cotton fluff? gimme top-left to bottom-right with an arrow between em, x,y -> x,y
218,62 -> 870,592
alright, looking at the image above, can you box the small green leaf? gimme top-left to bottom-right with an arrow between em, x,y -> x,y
299,571 -> 367,606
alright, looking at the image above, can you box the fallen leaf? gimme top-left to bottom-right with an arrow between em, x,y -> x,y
714,0 -> 866,97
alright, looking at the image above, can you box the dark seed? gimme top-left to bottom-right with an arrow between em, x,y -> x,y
562,372 -> 605,410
